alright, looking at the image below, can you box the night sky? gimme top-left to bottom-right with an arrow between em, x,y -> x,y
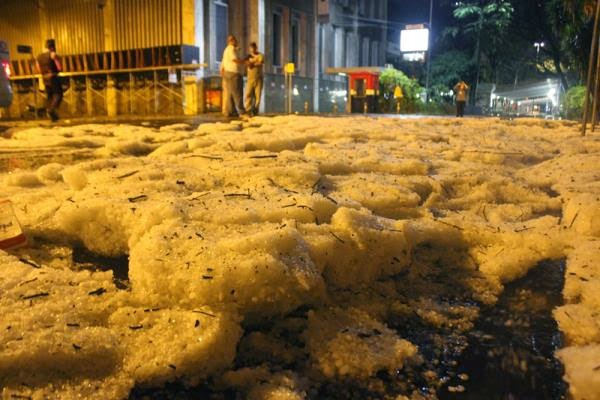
388,0 -> 454,46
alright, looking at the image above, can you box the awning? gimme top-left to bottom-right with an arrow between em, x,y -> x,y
325,67 -> 385,75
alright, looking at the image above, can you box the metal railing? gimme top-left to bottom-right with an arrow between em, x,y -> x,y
5,64 -> 207,119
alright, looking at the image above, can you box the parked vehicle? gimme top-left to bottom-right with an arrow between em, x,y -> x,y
0,39 -> 13,107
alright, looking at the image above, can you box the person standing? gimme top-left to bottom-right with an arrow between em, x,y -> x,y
454,80 -> 469,118
37,39 -> 63,122
244,42 -> 264,116
221,35 -> 247,117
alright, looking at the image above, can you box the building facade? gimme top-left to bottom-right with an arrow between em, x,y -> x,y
204,0 -> 322,113
317,0 -> 388,72
0,0 -> 387,117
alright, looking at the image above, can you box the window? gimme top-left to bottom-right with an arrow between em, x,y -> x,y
215,1 -> 228,62
272,12 -> 282,66
371,41 -> 379,66
361,37 -> 369,66
290,18 -> 300,67
359,1 -> 367,16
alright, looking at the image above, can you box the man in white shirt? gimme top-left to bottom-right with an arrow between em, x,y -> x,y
221,35 -> 247,117
244,42 -> 264,116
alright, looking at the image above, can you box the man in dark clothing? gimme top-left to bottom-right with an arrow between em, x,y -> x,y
37,39 -> 63,122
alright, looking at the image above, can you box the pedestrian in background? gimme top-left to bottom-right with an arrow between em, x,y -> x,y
244,42 -> 264,116
37,39 -> 63,122
454,80 -> 469,118
220,35 -> 247,118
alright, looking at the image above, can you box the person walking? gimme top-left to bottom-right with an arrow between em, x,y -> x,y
244,42 -> 264,116
454,80 -> 469,118
37,39 -> 63,122
221,35 -> 247,117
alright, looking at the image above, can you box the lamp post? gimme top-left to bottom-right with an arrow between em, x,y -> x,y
534,41 -> 545,63
424,0 -> 433,103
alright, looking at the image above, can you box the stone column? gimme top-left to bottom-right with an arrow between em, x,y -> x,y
334,27 -> 345,68
313,18 -> 321,113
208,1 -> 217,71
196,0 -> 206,73
248,0 -> 266,113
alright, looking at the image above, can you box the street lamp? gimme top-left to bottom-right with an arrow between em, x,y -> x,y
425,0 -> 433,103
534,42 -> 545,62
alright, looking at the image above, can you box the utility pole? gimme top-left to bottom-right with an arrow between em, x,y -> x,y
424,0 -> 433,103
582,0 -> 600,136
534,41 -> 544,64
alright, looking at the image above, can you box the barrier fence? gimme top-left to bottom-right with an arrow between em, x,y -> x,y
5,64 -> 207,119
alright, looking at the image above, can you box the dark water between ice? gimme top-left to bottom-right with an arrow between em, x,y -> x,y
124,259 -> 568,400
73,247 -> 129,289
438,259 -> 567,400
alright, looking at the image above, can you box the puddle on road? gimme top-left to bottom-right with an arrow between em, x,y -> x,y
129,260 -> 568,399
73,247 -> 130,289
440,259 -> 567,399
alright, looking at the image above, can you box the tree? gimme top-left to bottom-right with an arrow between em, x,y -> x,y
562,84 -> 586,119
555,0 -> 596,81
447,1 -> 514,102
429,50 -> 474,94
508,0 -> 570,89
378,68 -> 423,113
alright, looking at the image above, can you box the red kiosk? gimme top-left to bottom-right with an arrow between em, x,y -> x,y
326,67 -> 384,113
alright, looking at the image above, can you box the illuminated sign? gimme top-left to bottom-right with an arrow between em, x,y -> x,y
400,27 -> 429,53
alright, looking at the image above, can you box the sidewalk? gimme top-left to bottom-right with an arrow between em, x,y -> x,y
0,113 -> 229,134
0,113 -> 482,137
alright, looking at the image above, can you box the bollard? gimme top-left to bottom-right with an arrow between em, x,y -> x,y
69,77 -> 76,116
333,103 -> 338,114
85,77 -> 94,117
183,76 -> 198,116
106,76 -> 118,117
198,79 -> 206,114
304,101 -> 309,114
363,101 -> 368,115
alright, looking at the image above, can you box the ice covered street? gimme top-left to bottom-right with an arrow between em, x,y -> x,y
1,115 -> 599,399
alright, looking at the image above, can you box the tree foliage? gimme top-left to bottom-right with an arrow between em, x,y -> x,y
552,0 -> 596,80
397,0 -> 597,112
562,84 -> 586,119
378,68 -> 423,113
429,51 -> 473,89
